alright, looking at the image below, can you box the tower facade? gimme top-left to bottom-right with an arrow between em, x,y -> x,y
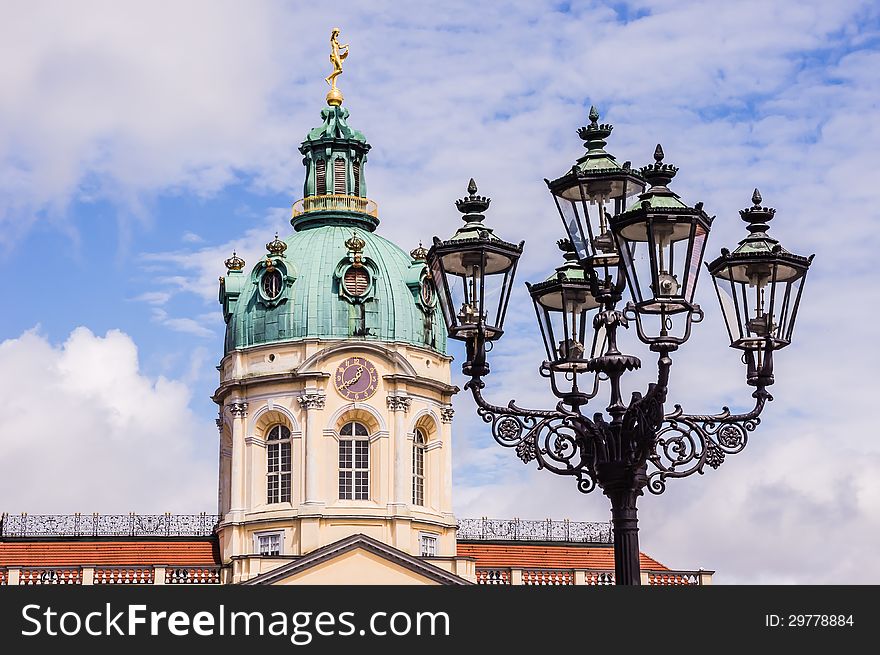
214,97 -> 466,584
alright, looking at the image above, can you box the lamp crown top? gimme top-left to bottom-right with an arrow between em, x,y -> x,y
557,238 -> 580,261
640,143 -> 679,187
739,188 -> 776,233
577,105 -> 613,143
456,178 -> 491,219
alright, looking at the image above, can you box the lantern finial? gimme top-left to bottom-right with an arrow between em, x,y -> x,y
739,190 -> 776,234
456,179 -> 491,218
653,144 -> 664,163
640,144 -> 678,187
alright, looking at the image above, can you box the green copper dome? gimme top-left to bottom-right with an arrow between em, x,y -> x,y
219,104 -> 445,355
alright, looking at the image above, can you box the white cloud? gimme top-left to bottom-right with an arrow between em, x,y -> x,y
182,232 -> 204,244
0,328 -> 215,513
150,308 -> 216,339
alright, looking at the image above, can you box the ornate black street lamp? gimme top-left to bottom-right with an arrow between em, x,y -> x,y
427,109 -> 814,585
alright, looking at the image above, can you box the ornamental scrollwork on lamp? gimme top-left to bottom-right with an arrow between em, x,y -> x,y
646,388 -> 770,494
297,393 -> 326,410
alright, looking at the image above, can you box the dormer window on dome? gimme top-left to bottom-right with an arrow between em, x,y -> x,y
262,269 -> 283,300
343,267 -> 370,297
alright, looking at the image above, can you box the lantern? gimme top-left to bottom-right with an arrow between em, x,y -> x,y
527,240 -> 602,405
610,145 -> 714,348
546,106 -> 644,289
427,179 -> 523,345
707,189 -> 813,382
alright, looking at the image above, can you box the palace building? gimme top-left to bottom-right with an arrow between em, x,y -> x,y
0,46 -> 711,587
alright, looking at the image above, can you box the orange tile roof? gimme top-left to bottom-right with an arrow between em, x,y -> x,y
0,540 -> 220,567
457,542 -> 668,571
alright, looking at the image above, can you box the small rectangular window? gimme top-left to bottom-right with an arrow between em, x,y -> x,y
420,534 -> 437,557
257,533 -> 282,556
267,437 -> 291,504
316,159 -> 326,194
334,158 -> 346,194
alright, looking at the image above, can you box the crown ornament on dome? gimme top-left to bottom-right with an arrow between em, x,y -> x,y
455,178 -> 491,220
345,231 -> 366,267
224,251 -> 245,271
345,231 -> 366,253
266,233 -> 288,256
410,242 -> 428,261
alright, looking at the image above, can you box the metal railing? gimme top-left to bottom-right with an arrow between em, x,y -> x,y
457,517 -> 612,543
292,194 -> 378,218
0,513 -> 219,538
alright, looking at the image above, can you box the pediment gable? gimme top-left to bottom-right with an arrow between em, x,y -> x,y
242,534 -> 469,586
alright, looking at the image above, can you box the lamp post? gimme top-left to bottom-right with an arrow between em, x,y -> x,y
427,108 -> 813,585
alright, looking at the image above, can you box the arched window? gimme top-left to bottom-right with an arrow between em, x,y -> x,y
339,421 -> 369,500
267,425 -> 291,504
315,159 -> 326,195
413,428 -> 426,506
334,158 -> 346,194
353,159 -> 360,196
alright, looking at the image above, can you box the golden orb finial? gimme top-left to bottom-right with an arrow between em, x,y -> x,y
325,27 -> 349,107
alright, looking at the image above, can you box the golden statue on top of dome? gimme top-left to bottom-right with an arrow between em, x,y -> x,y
325,27 -> 349,107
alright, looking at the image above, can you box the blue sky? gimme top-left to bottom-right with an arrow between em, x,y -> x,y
1,0 -> 878,583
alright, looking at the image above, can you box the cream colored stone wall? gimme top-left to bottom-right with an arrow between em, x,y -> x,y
214,339 -> 464,583
275,549 -> 441,585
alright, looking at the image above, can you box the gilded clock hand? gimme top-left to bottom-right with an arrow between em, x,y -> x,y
340,366 -> 364,389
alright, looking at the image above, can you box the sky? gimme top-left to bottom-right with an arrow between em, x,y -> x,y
0,0 -> 878,584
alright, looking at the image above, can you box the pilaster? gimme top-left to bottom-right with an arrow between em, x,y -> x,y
387,394 -> 412,506
298,392 -> 327,507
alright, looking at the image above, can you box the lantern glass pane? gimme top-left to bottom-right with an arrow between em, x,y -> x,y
644,218 -> 693,312
780,272 -> 806,344
531,282 -> 597,368
712,274 -> 739,346
486,266 -> 513,335
554,195 -> 589,261
533,301 -> 557,363
430,257 -> 456,333
618,239 -> 645,304
435,256 -> 482,337
682,224 -> 708,303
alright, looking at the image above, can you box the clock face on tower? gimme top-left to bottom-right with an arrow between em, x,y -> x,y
334,357 -> 379,401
